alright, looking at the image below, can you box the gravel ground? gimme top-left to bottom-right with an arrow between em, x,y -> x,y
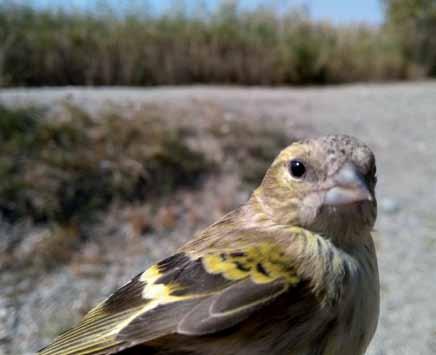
1,83 -> 436,355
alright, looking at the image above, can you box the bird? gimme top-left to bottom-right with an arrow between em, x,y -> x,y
39,134 -> 379,355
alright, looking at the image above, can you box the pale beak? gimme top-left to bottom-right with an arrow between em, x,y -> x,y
324,162 -> 373,206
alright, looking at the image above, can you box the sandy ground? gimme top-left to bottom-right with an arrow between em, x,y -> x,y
1,83 -> 436,355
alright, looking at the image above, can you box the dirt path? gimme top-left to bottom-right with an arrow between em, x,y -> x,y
1,83 -> 436,355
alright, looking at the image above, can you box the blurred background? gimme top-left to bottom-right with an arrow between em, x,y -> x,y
0,1 -> 435,354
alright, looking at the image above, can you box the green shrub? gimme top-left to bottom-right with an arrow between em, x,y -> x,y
383,0 -> 436,76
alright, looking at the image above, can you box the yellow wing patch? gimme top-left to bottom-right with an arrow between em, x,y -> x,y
202,243 -> 300,285
40,244 -> 300,354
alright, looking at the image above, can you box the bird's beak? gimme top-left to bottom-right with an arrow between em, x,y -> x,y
324,162 -> 372,206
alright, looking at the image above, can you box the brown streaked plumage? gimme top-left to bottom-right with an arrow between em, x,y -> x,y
39,134 -> 379,355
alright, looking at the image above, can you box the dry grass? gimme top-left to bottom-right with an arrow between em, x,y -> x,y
0,103 -> 210,224
0,3 -> 414,86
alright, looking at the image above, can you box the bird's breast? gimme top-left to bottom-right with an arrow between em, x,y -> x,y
320,245 -> 380,355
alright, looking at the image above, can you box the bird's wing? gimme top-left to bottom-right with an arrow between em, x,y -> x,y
39,243 -> 302,355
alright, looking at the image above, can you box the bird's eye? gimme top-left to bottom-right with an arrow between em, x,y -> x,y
289,160 -> 306,179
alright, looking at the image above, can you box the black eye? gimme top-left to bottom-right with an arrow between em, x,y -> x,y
289,160 -> 306,179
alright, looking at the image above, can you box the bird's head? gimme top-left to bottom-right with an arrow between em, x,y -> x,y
254,135 -> 377,242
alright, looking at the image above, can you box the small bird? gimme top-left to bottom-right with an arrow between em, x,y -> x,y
39,134 -> 379,355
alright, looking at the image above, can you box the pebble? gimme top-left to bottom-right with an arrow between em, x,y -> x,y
380,197 -> 401,214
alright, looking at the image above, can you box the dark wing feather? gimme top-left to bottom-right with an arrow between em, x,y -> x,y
39,244 -> 301,355
177,279 -> 288,335
39,254 -> 193,355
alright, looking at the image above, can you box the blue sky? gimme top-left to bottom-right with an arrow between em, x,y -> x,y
31,0 -> 384,25
304,0 -> 383,24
